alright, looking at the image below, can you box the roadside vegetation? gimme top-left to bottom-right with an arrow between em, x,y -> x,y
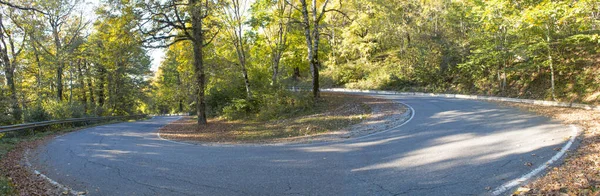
160,93 -> 372,142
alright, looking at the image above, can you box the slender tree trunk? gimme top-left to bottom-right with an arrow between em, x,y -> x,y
52,26 -> 64,101
299,0 -> 328,98
299,0 -> 318,98
546,24 -> 556,101
229,0 -> 252,98
85,62 -> 95,105
31,40 -> 43,98
311,0 -> 321,98
293,67 -> 300,80
271,53 -> 281,85
98,66 -> 106,107
191,0 -> 207,125
77,59 -> 87,112
241,62 -> 251,98
69,62 -> 73,102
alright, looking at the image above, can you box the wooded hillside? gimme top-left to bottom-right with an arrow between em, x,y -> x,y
1,0 -> 598,125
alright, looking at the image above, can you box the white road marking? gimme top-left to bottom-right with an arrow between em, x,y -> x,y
24,149 -> 83,195
491,125 -> 580,195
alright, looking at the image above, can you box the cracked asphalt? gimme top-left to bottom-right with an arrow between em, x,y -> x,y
30,94 -> 574,195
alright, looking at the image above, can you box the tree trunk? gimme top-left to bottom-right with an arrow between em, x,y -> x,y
546,24 -> 556,101
53,25 -> 64,101
229,0 -> 252,99
271,53 -> 281,85
85,62 -> 95,105
191,0 -> 207,125
32,40 -> 43,98
293,67 -> 300,80
299,0 -> 327,98
98,66 -> 106,107
299,0 -> 318,98
1,53 -> 20,122
69,62 -> 73,102
57,66 -> 63,101
77,59 -> 87,112
311,0 -> 321,98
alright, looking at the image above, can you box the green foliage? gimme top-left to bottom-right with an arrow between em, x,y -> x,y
222,98 -> 259,119
22,101 -> 88,123
0,90 -> 14,126
23,105 -> 51,123
254,90 -> 314,121
324,0 -> 600,103
43,101 -> 86,120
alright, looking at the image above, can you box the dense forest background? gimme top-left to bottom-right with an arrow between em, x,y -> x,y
0,0 -> 598,125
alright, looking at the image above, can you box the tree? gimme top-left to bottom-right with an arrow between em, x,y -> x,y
0,8 -> 25,122
136,0 -> 219,125
223,0 -> 252,98
250,0 -> 293,85
33,0 -> 86,101
287,0 -> 338,98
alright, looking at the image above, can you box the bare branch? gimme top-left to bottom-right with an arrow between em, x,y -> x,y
0,0 -> 46,14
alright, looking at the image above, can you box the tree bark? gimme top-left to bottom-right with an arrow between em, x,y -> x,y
84,61 -> 95,105
52,25 -> 64,101
298,0 -> 328,98
98,66 -> 106,107
191,0 -> 207,125
228,0 -> 252,98
77,59 -> 87,112
546,24 -> 556,101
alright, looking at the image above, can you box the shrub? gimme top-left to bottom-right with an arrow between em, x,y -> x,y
255,90 -> 314,121
44,101 -> 86,119
222,98 -> 259,119
23,105 -> 51,123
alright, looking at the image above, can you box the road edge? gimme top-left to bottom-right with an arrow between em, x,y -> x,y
491,125 -> 580,195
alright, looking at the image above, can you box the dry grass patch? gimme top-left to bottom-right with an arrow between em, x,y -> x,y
497,102 -> 600,195
159,93 -> 381,143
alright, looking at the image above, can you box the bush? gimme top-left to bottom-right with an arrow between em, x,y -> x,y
205,83 -> 246,117
255,90 -> 314,121
220,89 -> 314,121
23,105 -> 51,123
44,101 -> 86,119
23,101 -> 88,123
222,98 -> 259,119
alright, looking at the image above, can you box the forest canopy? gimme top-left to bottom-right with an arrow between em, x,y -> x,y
0,0 -> 599,125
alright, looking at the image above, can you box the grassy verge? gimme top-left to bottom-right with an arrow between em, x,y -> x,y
496,102 -> 600,195
0,117 -> 149,195
160,93 -> 374,142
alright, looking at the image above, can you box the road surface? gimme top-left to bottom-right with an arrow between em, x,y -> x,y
30,93 -> 575,195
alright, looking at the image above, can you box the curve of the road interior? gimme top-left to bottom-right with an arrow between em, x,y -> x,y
29,93 -> 577,196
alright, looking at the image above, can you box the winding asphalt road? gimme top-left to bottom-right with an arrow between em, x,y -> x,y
30,93 -> 575,195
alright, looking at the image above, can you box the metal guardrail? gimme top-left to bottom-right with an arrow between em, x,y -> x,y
0,114 -> 147,133
323,88 -> 600,111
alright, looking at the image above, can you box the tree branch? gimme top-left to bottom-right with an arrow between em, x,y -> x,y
0,0 -> 46,14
